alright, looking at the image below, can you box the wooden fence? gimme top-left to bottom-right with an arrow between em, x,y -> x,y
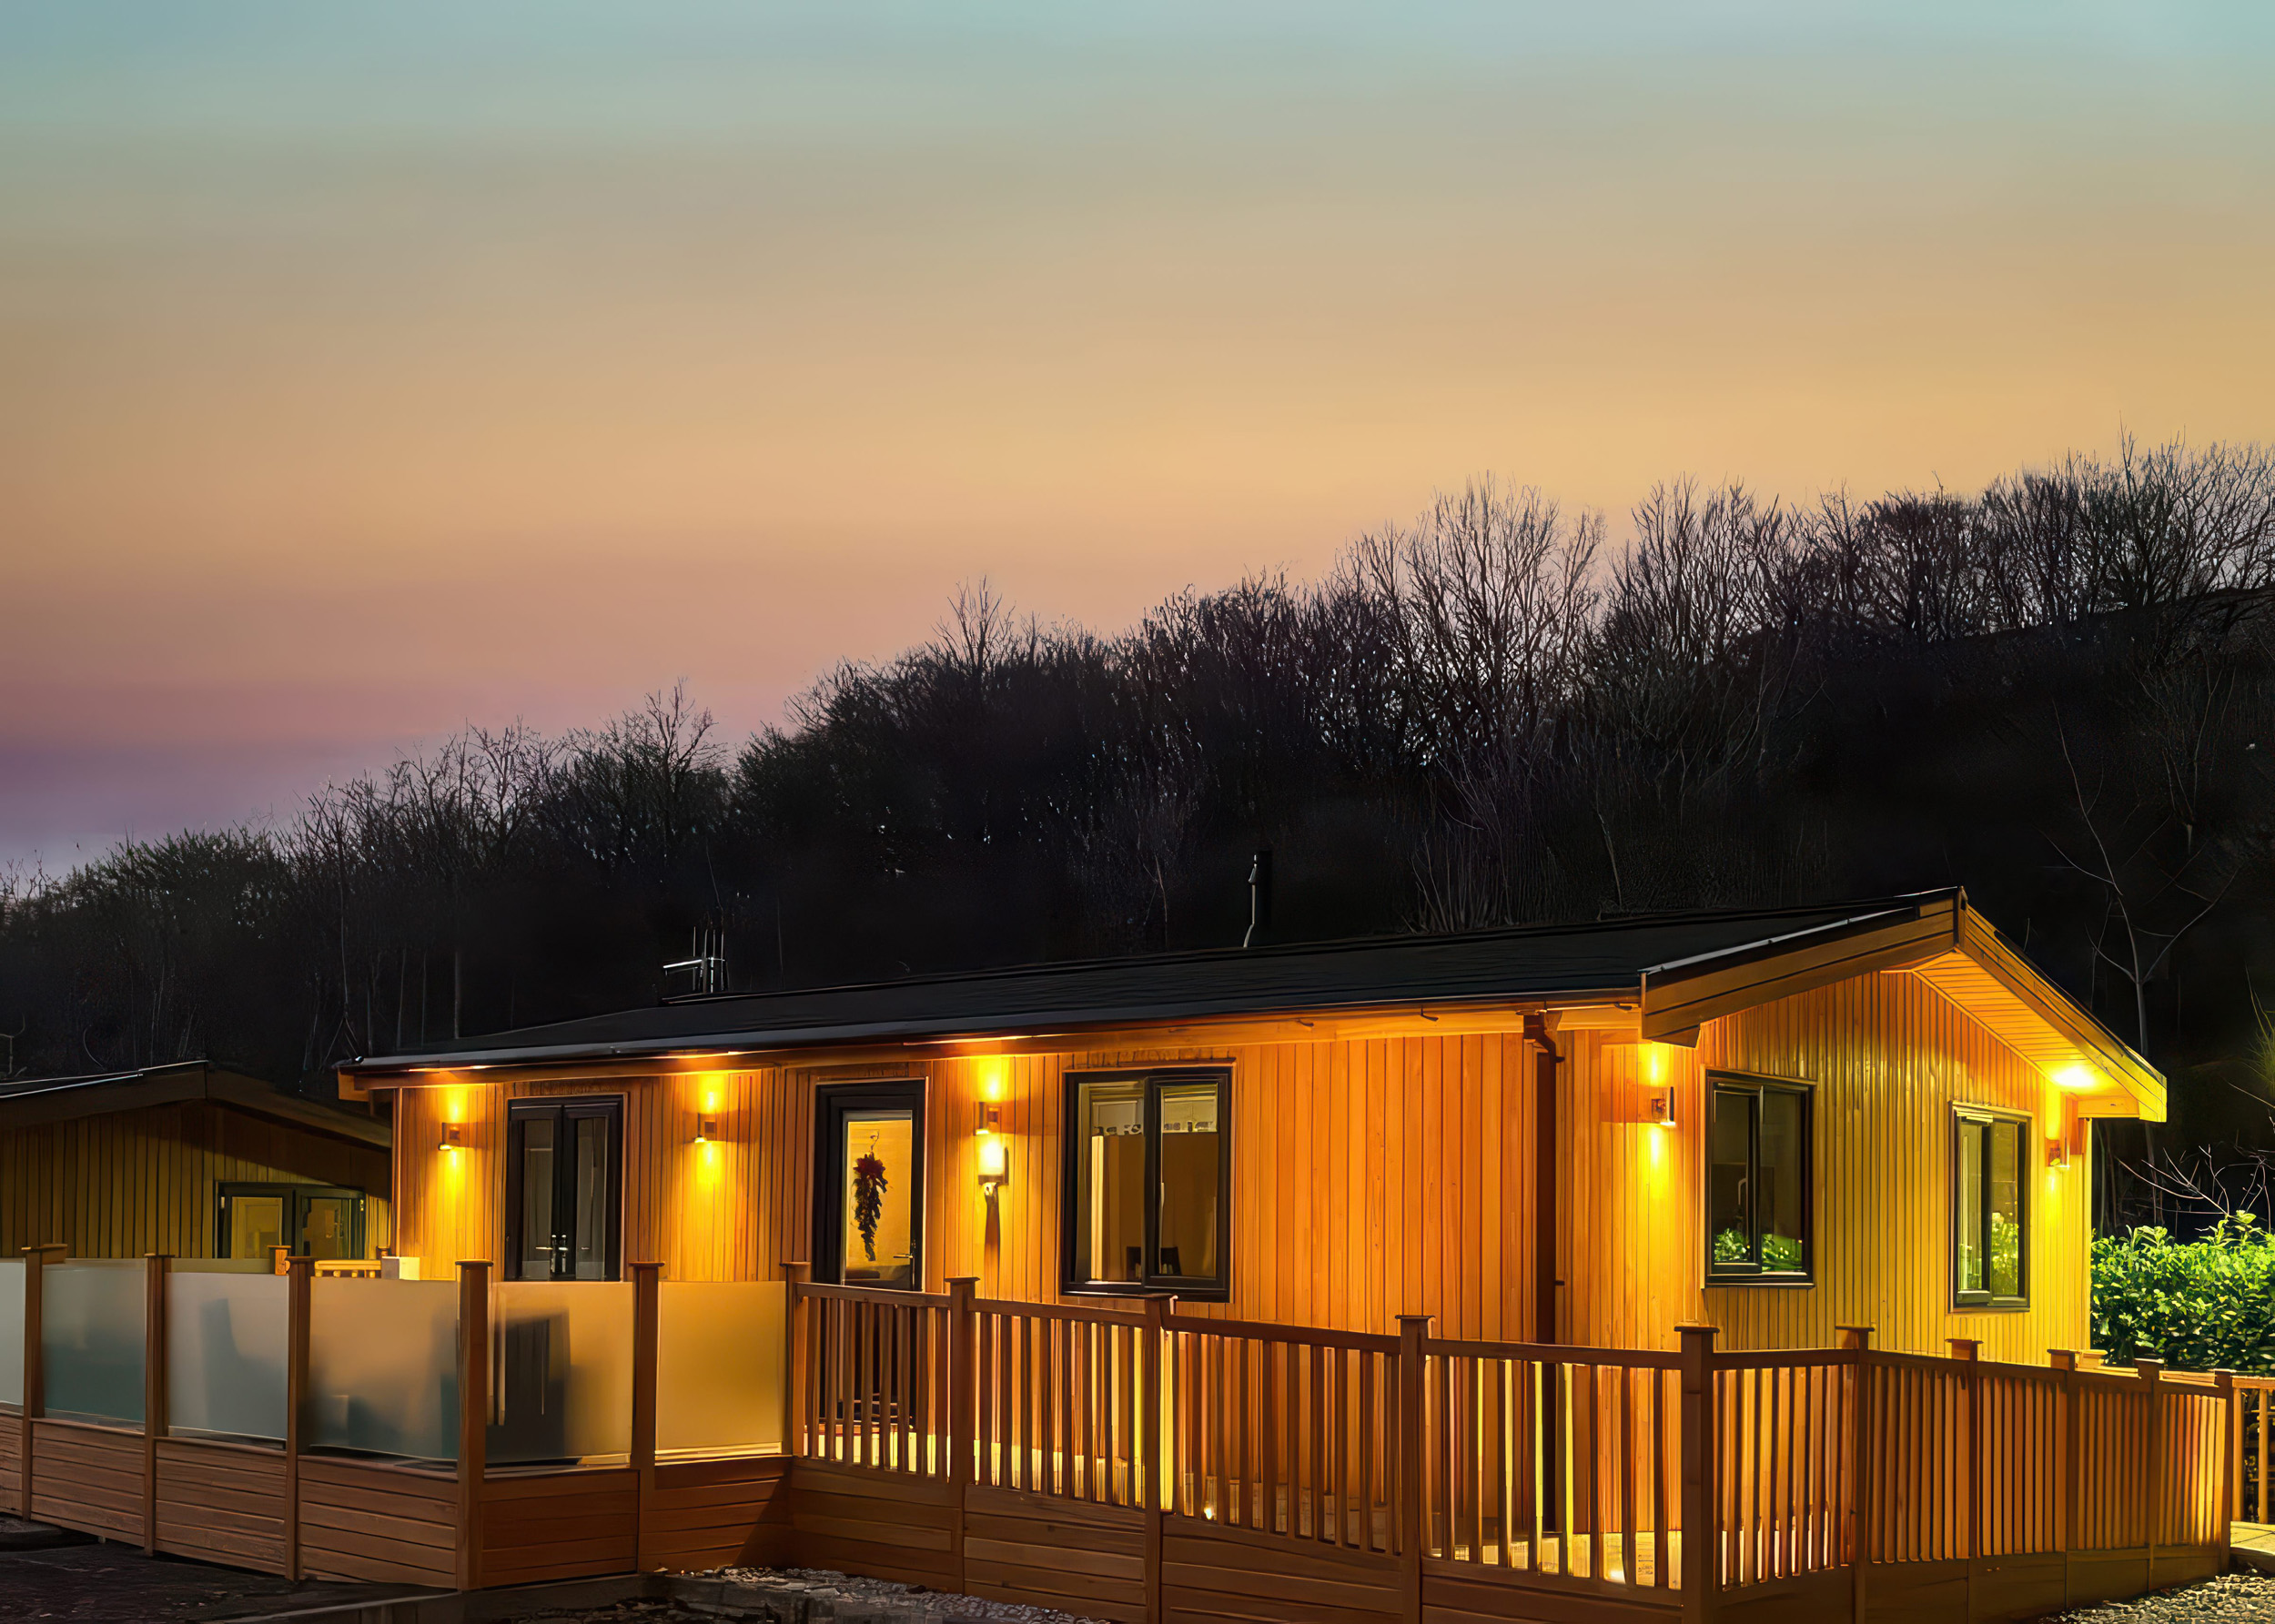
783,1281 -> 2239,1624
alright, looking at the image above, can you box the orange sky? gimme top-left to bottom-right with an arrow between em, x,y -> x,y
4,5 -> 2271,863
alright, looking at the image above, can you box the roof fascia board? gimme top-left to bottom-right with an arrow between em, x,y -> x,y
1956,912 -> 2166,1121
0,1064 -> 391,1147
1639,899 -> 1960,1041
346,993 -> 1637,1090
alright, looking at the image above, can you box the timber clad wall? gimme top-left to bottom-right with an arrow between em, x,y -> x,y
390,967 -> 2082,1358
1564,968 -> 2091,1359
0,1103 -> 391,1258
0,1414 -> 18,1514
156,1437 -> 288,1573
29,1419 -> 143,1541
297,1457 -> 457,1587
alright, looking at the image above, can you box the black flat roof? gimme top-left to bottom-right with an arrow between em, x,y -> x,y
347,892 -> 1953,1073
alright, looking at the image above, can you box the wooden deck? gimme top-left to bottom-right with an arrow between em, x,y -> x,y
5,1257 -> 2243,1624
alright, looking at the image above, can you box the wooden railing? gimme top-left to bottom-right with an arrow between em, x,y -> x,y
1422,1335 -> 1683,1589
1169,1312 -> 1401,1553
781,1281 -> 2245,1621
973,1292 -> 1153,1506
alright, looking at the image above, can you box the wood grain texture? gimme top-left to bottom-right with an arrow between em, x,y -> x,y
155,1437 -> 288,1574
642,1455 -> 792,1572
296,1454 -> 458,1586
28,1419 -> 145,1541
1565,970 -> 2094,1361
480,1467 -> 640,1587
0,1412 -> 20,1515
0,1102 -> 390,1259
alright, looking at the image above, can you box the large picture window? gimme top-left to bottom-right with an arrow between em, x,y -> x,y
1062,1068 -> 1230,1299
1705,1075 -> 1812,1285
217,1184 -> 367,1261
1954,1108 -> 2028,1310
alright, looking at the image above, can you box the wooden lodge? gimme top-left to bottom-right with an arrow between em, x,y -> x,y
0,1061 -> 391,1263
5,890 -> 2256,1623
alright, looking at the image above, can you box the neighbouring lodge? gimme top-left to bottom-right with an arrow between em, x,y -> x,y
4,890 -> 2257,1624
0,1060 -> 391,1263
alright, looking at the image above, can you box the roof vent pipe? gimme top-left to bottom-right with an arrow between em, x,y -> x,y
1243,849 -> 1272,949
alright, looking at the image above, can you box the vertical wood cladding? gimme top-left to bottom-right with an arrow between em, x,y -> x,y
388,967 -> 2092,1358
0,1104 -> 390,1259
1562,968 -> 2090,1360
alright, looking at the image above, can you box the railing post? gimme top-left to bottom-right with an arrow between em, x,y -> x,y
2216,1369 -> 2238,1570
946,1276 -> 976,1596
20,1244 -> 63,1521
782,1262 -> 810,1460
1142,1294 -> 1170,1624
455,1260 -> 490,1593
285,1256 -> 311,1581
2050,1348 -> 2080,1603
630,1262 -> 660,1572
2138,1358 -> 2163,1580
1947,1337 -> 1981,1615
1678,1325 -> 1719,1624
1837,1326 -> 1873,1624
1396,1314 -> 1431,1624
143,1253 -> 169,1554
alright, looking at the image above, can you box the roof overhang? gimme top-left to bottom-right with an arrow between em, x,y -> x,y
0,1063 -> 393,1146
1639,892 -> 2162,1119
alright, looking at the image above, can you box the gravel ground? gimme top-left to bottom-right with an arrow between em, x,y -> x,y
0,1536 -> 422,1622
2038,1572 -> 2275,1622
707,1567 -> 1104,1623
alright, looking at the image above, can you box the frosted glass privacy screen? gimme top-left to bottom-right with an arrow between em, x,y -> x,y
308,1276 -> 457,1461
42,1259 -> 146,1427
490,1280 -> 633,1464
657,1280 -> 784,1456
168,1268 -> 288,1442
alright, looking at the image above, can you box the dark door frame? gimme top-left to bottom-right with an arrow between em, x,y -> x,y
502,1094 -> 625,1281
813,1080 -> 927,1288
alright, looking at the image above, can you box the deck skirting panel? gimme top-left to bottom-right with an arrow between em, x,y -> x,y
28,1419 -> 143,1542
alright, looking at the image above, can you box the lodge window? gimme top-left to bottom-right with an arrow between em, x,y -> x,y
1705,1075 -> 1813,1285
1062,1068 -> 1230,1300
1954,1107 -> 2028,1310
503,1096 -> 624,1281
217,1184 -> 367,1261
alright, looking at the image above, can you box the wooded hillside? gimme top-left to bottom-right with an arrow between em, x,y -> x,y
6,435 -> 2275,1215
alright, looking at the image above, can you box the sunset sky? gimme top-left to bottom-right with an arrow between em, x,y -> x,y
5,4 -> 2271,866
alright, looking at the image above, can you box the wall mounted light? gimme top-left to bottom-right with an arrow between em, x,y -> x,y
1649,1086 -> 1676,1130
976,1103 -> 1008,1194
693,1115 -> 723,1145
439,1123 -> 465,1153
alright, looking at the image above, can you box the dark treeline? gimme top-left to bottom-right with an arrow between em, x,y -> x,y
8,435 -> 2275,1209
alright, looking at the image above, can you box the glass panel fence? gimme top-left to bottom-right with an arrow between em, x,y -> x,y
658,1280 -> 784,1458
308,1276 -> 458,1462
0,1259 -> 22,1408
42,1259 -> 146,1427
167,1265 -> 288,1443
490,1280 -> 633,1464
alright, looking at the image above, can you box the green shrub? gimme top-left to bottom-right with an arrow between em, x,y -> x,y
2091,1213 -> 2275,1372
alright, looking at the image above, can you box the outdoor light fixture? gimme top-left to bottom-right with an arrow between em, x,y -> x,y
439,1123 -> 465,1152
693,1115 -> 723,1145
1649,1086 -> 1676,1129
976,1103 -> 1008,1193
2054,1064 -> 2096,1091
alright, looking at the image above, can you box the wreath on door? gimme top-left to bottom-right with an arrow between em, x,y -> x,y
853,1144 -> 890,1262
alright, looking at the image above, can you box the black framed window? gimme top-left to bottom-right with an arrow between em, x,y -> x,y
1954,1107 -> 2028,1310
217,1184 -> 367,1261
1062,1068 -> 1230,1299
1705,1074 -> 1813,1285
503,1095 -> 623,1281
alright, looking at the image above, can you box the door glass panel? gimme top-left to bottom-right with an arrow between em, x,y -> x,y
571,1116 -> 612,1280
519,1115 -> 558,1279
1155,1081 -> 1220,1282
300,1196 -> 358,1260
1987,1119 -> 2023,1298
1075,1079 -> 1146,1285
1957,1119 -> 1986,1294
839,1108 -> 915,1287
228,1195 -> 286,1261
1708,1090 -> 1755,1267
1757,1090 -> 1805,1272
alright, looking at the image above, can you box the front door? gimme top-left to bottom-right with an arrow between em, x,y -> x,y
504,1095 -> 623,1280
814,1082 -> 925,1288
